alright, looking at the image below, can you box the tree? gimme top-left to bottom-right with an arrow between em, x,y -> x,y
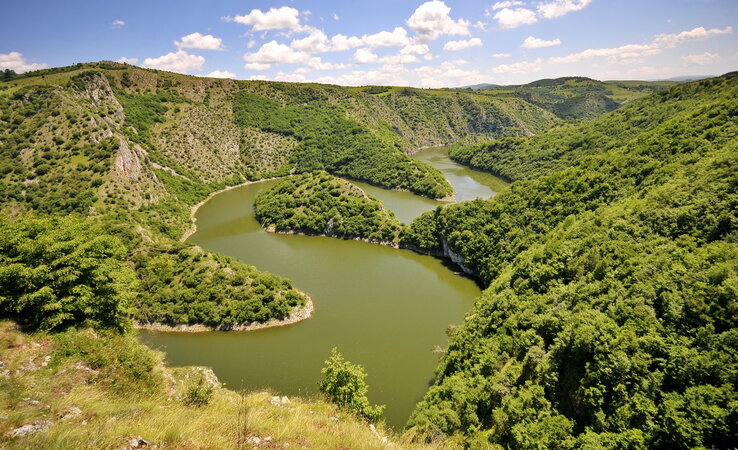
318,348 -> 385,421
0,215 -> 137,332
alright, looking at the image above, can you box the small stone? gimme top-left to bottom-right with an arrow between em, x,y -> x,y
329,416 -> 338,421
128,435 -> 149,448
248,436 -> 261,444
10,420 -> 53,437
41,355 -> 52,367
61,406 -> 82,420
264,436 -> 272,442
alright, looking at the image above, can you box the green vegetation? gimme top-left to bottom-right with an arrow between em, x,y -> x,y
255,172 -> 404,243
132,242 -> 307,328
0,215 -> 136,333
0,322 -> 439,449
319,348 -> 385,422
474,77 -> 676,121
233,90 -> 453,198
405,74 -> 738,447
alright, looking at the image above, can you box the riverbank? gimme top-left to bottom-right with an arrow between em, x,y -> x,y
263,225 -> 401,248
134,296 -> 314,333
180,176 -> 285,242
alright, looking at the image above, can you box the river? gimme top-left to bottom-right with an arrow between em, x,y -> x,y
139,147 -> 508,428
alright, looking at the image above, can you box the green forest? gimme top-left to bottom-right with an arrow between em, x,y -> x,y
255,172 -> 404,243
403,73 -> 738,447
1,61 -> 736,448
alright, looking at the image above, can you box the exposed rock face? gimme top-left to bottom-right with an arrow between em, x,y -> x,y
442,239 -> 475,275
114,138 -> 143,181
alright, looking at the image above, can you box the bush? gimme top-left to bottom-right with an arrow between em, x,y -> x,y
319,348 -> 384,422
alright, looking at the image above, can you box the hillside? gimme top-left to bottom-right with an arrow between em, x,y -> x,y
462,77 -> 676,121
404,74 -> 738,447
255,171 -> 404,244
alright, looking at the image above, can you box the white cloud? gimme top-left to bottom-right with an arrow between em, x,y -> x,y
407,1 -> 470,43
549,43 -> 657,64
0,52 -> 48,73
492,53 -> 511,58
111,20 -> 125,29
274,71 -> 308,83
400,44 -> 430,55
414,62 -> 486,88
492,58 -> 543,74
231,7 -> 302,31
142,50 -> 205,73
333,13 -> 340,21
290,30 -> 364,53
354,48 -> 379,64
521,36 -> 561,49
206,70 -> 236,79
550,26 -> 732,66
381,54 -> 421,65
363,27 -> 411,48
244,41 -> 312,69
291,29 -> 330,53
306,57 -> 350,71
330,34 -> 365,51
175,32 -> 224,50
443,38 -> 483,51
117,57 -> 139,65
247,40 -> 257,49
654,26 -> 732,48
537,0 -> 592,19
249,75 -> 268,81
245,62 -> 272,71
494,8 -> 538,29
682,52 -> 720,66
492,1 -> 524,10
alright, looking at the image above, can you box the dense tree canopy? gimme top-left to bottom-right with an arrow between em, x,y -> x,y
255,172 -> 404,243
406,73 -> 738,447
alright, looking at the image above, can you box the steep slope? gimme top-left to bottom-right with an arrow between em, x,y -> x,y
404,74 -> 738,447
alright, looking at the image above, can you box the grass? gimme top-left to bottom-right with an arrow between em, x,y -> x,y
0,322 -> 453,449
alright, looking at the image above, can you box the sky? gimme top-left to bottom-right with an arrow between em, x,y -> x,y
1,0 -> 737,87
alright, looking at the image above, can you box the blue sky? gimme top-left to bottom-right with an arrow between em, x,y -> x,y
1,0 -> 737,87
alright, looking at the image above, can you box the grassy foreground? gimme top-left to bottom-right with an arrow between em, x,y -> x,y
0,321 -> 452,449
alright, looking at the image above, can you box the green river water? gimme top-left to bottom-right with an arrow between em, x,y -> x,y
139,147 -> 508,428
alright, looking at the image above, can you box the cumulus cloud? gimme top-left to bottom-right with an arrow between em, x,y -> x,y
142,50 -> 205,73
230,7 -> 303,31
492,53 -> 512,58
491,1 -> 524,10
0,52 -> 48,73
290,30 -> 364,54
492,58 -> 543,74
654,26 -> 732,48
407,1 -> 470,43
443,38 -> 483,51
550,26 -> 732,65
117,57 -> 139,65
537,0 -> 592,19
414,62 -> 486,88
333,13 -> 340,21
111,20 -> 125,29
363,27 -> 411,48
354,48 -> 380,64
206,70 -> 236,79
244,41 -> 312,69
494,8 -> 538,29
682,52 -> 720,66
175,32 -> 224,50
400,44 -> 431,55
521,36 -> 561,49
493,0 -> 592,28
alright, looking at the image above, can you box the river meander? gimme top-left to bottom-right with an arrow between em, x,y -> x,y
139,147 -> 508,428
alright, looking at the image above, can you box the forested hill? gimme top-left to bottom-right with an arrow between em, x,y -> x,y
463,77 -> 677,121
404,73 -> 738,447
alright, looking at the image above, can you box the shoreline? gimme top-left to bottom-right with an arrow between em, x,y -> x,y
264,226 -> 401,248
180,176 -> 284,242
134,296 -> 314,333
